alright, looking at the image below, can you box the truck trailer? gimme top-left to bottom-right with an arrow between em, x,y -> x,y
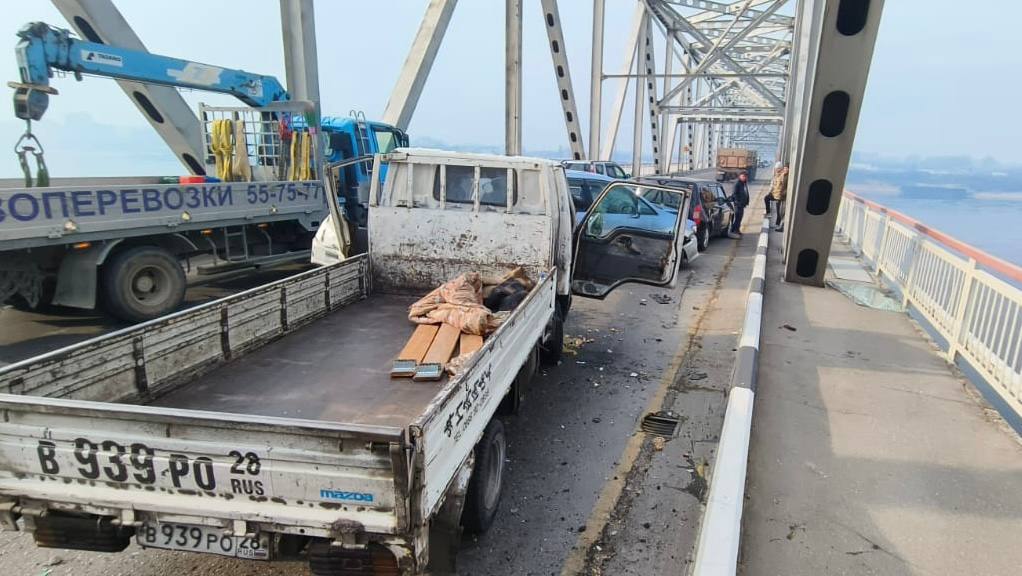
716,148 -> 758,182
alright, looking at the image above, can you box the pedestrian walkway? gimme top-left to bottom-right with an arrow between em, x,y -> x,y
739,234 -> 1022,576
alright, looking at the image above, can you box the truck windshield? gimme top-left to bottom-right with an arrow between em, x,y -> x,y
373,128 -> 399,154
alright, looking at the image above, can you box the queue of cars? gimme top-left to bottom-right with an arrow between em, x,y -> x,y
566,169 -> 699,267
636,176 -> 736,251
564,160 -> 737,266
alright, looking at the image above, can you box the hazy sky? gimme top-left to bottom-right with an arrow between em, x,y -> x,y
1,0 -> 1019,177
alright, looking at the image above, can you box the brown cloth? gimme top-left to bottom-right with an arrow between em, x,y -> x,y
408,272 -> 499,336
408,267 -> 535,338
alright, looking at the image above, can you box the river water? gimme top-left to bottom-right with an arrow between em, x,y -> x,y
846,166 -> 1022,266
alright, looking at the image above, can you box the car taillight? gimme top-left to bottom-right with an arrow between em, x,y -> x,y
692,203 -> 703,225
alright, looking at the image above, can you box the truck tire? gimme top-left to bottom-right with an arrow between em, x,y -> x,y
102,246 -> 186,323
499,347 -> 537,416
462,418 -> 507,535
556,293 -> 573,319
539,309 -> 564,366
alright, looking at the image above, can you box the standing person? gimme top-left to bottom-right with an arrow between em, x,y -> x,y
771,163 -> 789,232
765,162 -> 781,214
728,171 -> 750,238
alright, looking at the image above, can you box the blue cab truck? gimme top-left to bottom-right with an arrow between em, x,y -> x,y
0,117 -> 406,323
0,22 -> 407,322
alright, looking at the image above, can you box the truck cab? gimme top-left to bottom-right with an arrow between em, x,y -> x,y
321,116 -> 409,229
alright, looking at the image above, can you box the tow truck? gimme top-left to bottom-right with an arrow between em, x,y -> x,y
1,22 -> 406,322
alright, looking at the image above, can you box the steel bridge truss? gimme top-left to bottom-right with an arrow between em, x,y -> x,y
576,0 -> 795,173
59,0 -> 883,292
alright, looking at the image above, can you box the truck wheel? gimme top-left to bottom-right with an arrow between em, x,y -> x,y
539,309 -> 564,366
462,418 -> 507,535
556,294 -> 573,319
102,246 -> 186,323
499,347 -> 537,416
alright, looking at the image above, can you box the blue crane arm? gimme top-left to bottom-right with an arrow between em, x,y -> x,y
13,22 -> 289,120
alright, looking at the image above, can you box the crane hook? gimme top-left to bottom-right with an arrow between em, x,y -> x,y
14,120 -> 49,188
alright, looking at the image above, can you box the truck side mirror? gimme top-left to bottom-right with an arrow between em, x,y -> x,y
571,183 -> 690,299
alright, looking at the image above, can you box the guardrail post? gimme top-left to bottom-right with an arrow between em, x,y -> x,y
874,212 -> 890,277
947,257 -> 978,362
901,232 -> 921,307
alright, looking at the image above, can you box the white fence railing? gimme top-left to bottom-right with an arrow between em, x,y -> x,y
836,193 -> 1022,421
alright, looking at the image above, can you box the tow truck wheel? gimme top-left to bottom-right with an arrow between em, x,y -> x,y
102,246 -> 186,323
462,418 -> 507,534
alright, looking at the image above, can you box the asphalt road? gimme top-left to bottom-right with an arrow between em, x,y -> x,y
0,188 -> 762,575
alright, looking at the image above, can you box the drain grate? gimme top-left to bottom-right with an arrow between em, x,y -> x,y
641,411 -> 680,437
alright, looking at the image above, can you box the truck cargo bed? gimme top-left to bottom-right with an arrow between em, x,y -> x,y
150,294 -> 445,429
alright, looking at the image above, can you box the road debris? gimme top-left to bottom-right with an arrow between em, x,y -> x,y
650,293 -> 673,304
564,335 -> 595,355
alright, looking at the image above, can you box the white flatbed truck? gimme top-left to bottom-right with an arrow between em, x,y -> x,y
0,149 -> 691,574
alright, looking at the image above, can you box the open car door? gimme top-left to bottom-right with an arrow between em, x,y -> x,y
571,182 -> 692,298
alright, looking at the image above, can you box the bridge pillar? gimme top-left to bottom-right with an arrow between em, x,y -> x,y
280,0 -> 321,112
783,0 -> 886,285
505,0 -> 523,156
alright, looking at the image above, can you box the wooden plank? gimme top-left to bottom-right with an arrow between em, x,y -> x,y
413,323 -> 460,381
391,324 -> 440,378
459,333 -> 484,357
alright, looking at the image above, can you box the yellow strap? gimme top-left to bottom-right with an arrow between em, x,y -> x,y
288,132 -> 299,181
210,119 -> 234,181
300,131 -> 312,180
231,119 -> 252,182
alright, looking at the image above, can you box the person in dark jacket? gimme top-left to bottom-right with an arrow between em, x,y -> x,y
728,171 -> 750,238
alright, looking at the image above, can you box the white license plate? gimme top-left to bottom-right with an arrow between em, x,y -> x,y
136,522 -> 270,560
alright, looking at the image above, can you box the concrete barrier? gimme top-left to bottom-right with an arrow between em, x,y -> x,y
690,217 -> 770,576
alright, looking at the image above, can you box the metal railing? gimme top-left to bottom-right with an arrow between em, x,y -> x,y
836,192 -> 1022,421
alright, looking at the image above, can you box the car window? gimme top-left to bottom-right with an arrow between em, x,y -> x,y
660,189 -> 683,210
598,185 -> 641,215
607,164 -> 627,178
701,187 -> 716,207
715,184 -> 728,202
642,189 -> 660,204
568,179 -> 591,212
637,196 -> 658,216
479,167 -> 516,206
432,165 -> 518,207
587,180 -> 609,201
